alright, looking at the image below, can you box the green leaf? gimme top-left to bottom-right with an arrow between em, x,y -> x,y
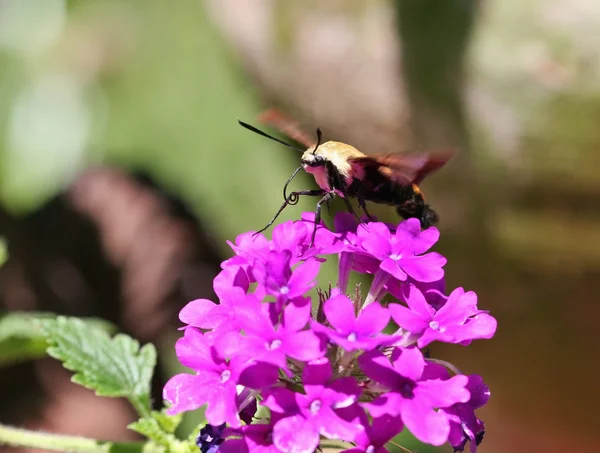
0,311 -> 52,366
0,312 -> 118,367
128,418 -> 170,446
38,316 -> 156,418
152,409 -> 183,434
128,410 -> 182,439
129,411 -> 193,453
0,238 -> 7,268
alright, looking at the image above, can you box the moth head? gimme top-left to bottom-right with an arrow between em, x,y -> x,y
420,205 -> 439,228
301,150 -> 326,168
301,127 -> 325,170
397,202 -> 439,229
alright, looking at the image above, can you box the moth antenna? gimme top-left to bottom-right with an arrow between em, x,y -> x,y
312,128 -> 323,155
283,165 -> 303,202
238,120 -> 305,153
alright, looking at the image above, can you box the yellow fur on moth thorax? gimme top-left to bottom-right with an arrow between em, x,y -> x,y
301,141 -> 366,192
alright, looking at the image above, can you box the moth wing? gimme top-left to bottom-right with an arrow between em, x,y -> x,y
349,150 -> 456,186
258,108 -> 316,148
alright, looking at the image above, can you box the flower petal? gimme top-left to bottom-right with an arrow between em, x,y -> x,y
416,328 -> 440,348
287,259 -> 320,298
402,398 -> 450,446
416,375 -> 470,408
399,253 -> 446,282
355,302 -> 390,336
466,374 -> 491,408
412,225 -> 440,254
272,221 -> 307,253
328,377 -> 362,408
334,212 -> 359,234
234,297 -> 274,336
175,328 -> 216,371
389,303 -> 428,335
262,250 -> 293,293
302,358 -> 332,391
324,293 -> 356,332
238,362 -> 280,389
178,299 -> 219,328
358,222 -> 392,258
380,257 -> 408,281
263,387 -> 300,414
213,266 -> 250,298
219,439 -> 248,453
390,347 -> 424,382
363,393 -> 403,418
273,415 -> 320,453
358,350 -> 400,389
394,218 -> 422,245
203,382 -> 241,428
283,296 -> 312,331
284,330 -> 325,362
434,288 -> 477,324
318,406 -> 365,443
163,373 -> 211,414
228,231 -> 268,263
370,414 -> 404,445
405,284 -> 436,318
446,313 -> 498,343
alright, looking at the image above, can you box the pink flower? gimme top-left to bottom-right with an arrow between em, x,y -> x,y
165,212 -> 495,453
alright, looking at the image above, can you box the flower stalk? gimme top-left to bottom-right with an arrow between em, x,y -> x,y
0,423 -> 153,453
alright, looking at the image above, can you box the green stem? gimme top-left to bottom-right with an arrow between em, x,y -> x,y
129,397 -> 152,419
0,423 -> 154,453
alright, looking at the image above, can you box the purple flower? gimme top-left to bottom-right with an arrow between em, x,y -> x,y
271,220 -> 310,257
213,265 -> 251,296
196,424 -> 226,453
356,219 -> 446,283
331,213 -> 381,292
228,220 -> 318,266
296,212 -> 344,256
219,422 -> 281,453
163,328 -> 278,427
239,398 -> 257,426
264,359 -> 365,453
359,347 -> 470,446
252,250 -> 320,302
266,219 -> 324,263
387,277 -> 447,310
227,231 -> 270,266
164,211 -> 496,453
311,291 -> 396,351
178,286 -> 246,333
222,296 -> 325,374
442,375 -> 490,453
342,415 -> 404,453
390,284 -> 497,348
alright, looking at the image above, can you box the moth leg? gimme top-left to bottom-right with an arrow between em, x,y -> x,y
311,191 -> 335,246
358,198 -> 376,222
325,160 -> 361,222
255,189 -> 325,235
340,195 -> 362,223
356,185 -> 376,222
325,198 -> 332,216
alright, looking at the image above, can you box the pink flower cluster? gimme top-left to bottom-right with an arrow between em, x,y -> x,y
164,213 -> 496,453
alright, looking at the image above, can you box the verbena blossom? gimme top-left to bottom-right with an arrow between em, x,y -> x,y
164,213 -> 497,453
389,283 -> 497,348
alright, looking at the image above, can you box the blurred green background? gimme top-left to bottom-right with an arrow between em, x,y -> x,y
1,1 -> 600,452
